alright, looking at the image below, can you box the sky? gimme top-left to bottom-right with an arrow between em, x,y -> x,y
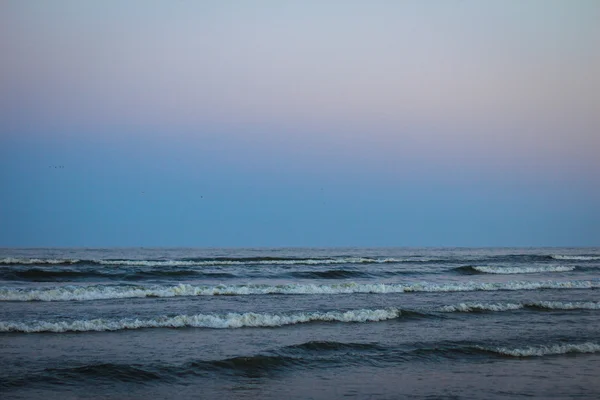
1,0 -> 599,247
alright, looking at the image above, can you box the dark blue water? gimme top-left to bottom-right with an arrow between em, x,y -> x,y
1,247 -> 599,399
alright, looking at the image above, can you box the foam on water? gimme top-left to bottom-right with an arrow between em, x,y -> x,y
0,258 -> 80,265
96,257 -> 429,266
479,342 -> 600,357
470,265 -> 575,274
552,255 -> 600,261
529,301 -> 600,310
0,308 -> 401,333
439,301 -> 600,313
0,257 -> 411,267
439,302 -> 524,312
1,280 -> 598,301
400,280 -> 598,293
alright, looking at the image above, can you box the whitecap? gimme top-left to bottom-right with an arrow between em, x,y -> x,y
0,308 -> 401,333
1,280 -> 597,302
471,265 -> 575,274
479,342 -> 600,357
439,302 -> 524,312
551,255 -> 600,261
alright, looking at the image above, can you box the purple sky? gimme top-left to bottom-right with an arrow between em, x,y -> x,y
1,1 -> 599,246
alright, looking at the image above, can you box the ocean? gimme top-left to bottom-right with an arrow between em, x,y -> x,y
1,247 -> 599,399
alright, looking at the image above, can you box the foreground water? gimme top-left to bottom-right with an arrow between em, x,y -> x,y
1,247 -> 599,399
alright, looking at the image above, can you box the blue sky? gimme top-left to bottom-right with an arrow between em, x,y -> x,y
1,1 -> 599,246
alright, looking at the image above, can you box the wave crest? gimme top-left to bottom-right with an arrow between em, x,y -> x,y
552,255 -> 600,261
457,265 -> 575,274
0,258 -> 80,265
1,280 -> 598,302
479,342 -> 600,357
439,302 -> 524,312
0,257 -> 409,267
528,301 -> 600,310
0,308 -> 401,333
440,301 -> 600,313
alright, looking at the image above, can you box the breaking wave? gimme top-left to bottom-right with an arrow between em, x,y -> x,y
1,279 -> 598,301
0,308 -> 401,333
2,254 -> 596,268
0,268 -> 236,281
439,302 -> 524,312
3,300 -> 597,334
456,265 -> 575,274
0,258 -> 81,265
96,258 -> 387,267
527,301 -> 600,310
551,255 -> 600,261
0,267 -> 422,283
439,301 -> 600,313
478,342 -> 600,357
0,257 -> 412,267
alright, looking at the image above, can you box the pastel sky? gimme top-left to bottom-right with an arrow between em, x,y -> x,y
1,0 -> 599,247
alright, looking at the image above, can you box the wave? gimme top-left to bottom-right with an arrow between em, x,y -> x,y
478,342 -> 600,357
4,340 -> 598,389
439,302 -> 524,312
1,363 -> 166,388
216,341 -> 600,364
52,363 -> 163,382
527,301 -> 600,310
0,268 -> 235,281
0,267 -> 421,283
439,301 -> 600,313
283,340 -> 385,352
287,269 -> 370,279
0,308 -> 401,333
0,258 -> 81,265
4,300 -> 596,334
203,354 -> 303,374
0,257 -> 411,267
3,254 -> 596,268
456,265 -> 575,274
551,255 -> 600,261
1,279 -> 598,302
287,269 -> 422,279
0,265 -> 579,283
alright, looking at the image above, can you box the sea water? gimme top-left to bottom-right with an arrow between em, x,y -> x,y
1,247 -> 599,399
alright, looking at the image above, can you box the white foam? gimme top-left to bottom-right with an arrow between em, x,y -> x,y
472,266 -> 575,274
529,301 -> 600,310
0,308 -> 401,333
1,279 -> 598,302
439,301 -> 600,313
439,302 -> 524,312
0,257 -> 432,267
480,342 -> 600,357
0,283 -> 406,301
401,280 -> 599,293
0,258 -> 80,265
552,255 -> 600,261
98,260 -> 199,267
97,257 -> 408,266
